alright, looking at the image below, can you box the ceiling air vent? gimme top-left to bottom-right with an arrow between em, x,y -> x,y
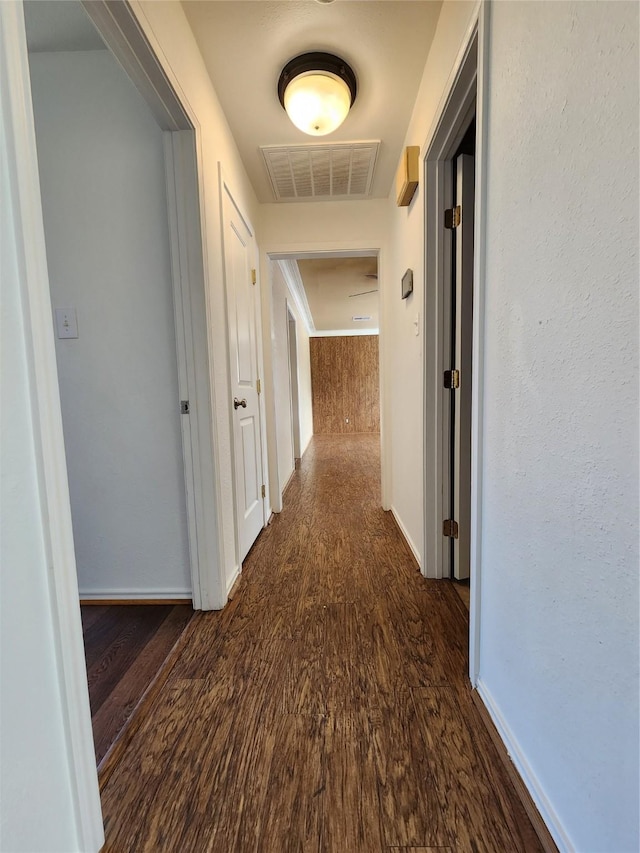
261,141 -> 380,202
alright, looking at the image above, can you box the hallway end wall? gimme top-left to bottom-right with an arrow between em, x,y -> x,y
310,335 -> 380,435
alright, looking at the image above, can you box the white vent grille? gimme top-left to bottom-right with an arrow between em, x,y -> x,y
261,141 -> 380,202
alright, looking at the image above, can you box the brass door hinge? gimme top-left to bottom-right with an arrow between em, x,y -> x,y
251,268 -> 257,285
261,484 -> 266,499
256,378 -> 261,394
444,206 -> 461,229
444,369 -> 460,389
443,519 -> 459,539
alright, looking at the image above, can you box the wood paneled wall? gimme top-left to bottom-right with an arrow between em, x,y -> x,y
310,335 -> 379,434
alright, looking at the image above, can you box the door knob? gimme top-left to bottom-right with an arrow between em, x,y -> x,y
234,397 -> 247,410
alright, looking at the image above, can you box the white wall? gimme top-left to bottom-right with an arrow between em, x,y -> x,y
29,49 -> 191,598
131,0 -> 262,591
260,199 -> 390,252
270,262 -> 313,499
478,3 -> 639,851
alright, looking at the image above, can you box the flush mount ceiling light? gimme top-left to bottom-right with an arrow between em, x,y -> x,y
278,52 -> 357,137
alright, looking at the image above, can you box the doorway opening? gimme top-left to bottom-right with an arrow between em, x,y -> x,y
423,17 -> 486,685
448,119 -> 476,611
265,250 -> 383,514
22,0 -> 223,772
25,0 -> 194,764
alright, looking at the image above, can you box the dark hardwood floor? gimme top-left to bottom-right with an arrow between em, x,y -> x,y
98,434 -> 545,852
81,603 -> 193,763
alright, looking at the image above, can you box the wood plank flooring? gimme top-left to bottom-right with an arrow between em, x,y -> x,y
81,603 -> 193,763
453,579 -> 471,610
99,435 -> 544,852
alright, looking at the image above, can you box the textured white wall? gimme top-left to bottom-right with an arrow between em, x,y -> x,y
270,263 -> 313,498
479,3 -> 638,850
1,74 -> 83,851
29,50 -> 191,597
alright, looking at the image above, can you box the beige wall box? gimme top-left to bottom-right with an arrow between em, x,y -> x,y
396,145 -> 419,207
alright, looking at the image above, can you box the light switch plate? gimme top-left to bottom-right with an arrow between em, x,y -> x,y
55,307 -> 78,339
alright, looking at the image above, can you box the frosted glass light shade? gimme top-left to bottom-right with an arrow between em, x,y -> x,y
283,72 -> 351,136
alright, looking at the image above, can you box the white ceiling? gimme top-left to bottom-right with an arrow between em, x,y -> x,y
297,256 -> 379,332
22,0 -> 438,333
182,0 -> 443,203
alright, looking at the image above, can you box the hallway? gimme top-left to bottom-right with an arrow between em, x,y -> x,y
99,435 -> 543,852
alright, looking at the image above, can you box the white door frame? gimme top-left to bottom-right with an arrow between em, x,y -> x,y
422,0 -> 489,685
286,303 -> 302,462
80,0 -> 226,610
1,3 -> 104,847
263,246 -> 388,514
164,133 -> 226,609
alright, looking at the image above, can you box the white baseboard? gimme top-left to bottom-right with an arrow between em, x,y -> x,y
300,431 -> 313,457
225,564 -> 241,596
282,466 -> 296,497
78,588 -> 192,601
390,506 -> 422,570
476,678 -> 574,853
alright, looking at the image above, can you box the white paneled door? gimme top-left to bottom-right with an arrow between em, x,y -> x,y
221,184 -> 265,563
